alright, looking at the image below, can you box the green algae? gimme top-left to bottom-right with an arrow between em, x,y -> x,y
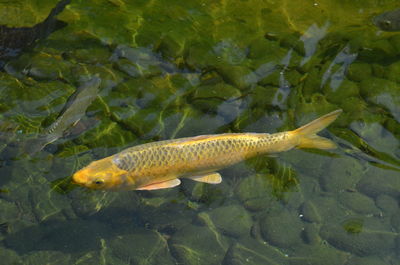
342,218 -> 364,234
0,1 -> 400,265
0,0 -> 61,27
320,223 -> 398,256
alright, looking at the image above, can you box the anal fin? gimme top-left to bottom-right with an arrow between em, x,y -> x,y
137,178 -> 181,190
188,172 -> 222,184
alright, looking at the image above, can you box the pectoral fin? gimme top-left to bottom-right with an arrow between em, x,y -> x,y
137,178 -> 181,190
188,172 -> 222,184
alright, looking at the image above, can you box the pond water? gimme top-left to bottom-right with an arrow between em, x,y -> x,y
0,0 -> 400,264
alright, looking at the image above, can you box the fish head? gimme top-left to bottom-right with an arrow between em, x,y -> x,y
373,9 -> 400,32
72,156 -> 131,190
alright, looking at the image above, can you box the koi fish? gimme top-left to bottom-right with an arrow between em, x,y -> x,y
72,109 -> 342,191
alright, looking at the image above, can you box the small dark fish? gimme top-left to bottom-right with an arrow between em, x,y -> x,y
0,222 -> 10,234
0,0 -> 71,64
373,8 -> 400,31
25,76 -> 101,155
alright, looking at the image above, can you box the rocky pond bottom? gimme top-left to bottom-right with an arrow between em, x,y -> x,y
1,0 -> 400,264
0,147 -> 399,265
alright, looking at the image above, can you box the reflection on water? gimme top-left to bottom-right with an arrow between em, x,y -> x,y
0,0 -> 400,264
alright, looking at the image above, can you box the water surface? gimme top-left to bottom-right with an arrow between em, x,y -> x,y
0,0 -> 400,264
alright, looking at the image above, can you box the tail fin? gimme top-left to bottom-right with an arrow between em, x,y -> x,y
292,109 -> 342,150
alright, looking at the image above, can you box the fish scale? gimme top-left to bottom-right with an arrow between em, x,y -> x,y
113,133 -> 286,177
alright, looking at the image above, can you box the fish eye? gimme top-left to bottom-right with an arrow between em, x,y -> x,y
382,20 -> 392,29
93,179 -> 104,185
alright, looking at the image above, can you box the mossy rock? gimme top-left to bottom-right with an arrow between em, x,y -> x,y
320,224 -> 397,256
77,120 -> 136,150
169,224 -> 229,265
190,82 -> 241,114
236,174 -> 275,212
222,236 -> 286,265
350,119 -> 399,159
375,194 -> 399,215
322,79 -> 360,104
182,180 -> 228,206
260,208 -> 304,248
0,198 -> 21,225
356,166 -> 400,199
359,77 -> 397,99
0,247 -> 22,265
287,243 -> 350,265
310,196 -> 348,224
320,156 -> 363,193
110,229 -> 175,265
299,201 -> 321,223
249,86 -> 279,109
391,211 -> 400,232
198,204 -> 253,238
347,62 -> 372,82
23,251 -> 71,265
172,112 -> 227,138
29,181 -> 73,222
26,53 -> 74,81
5,219 -> 111,253
344,256 -> 391,265
338,191 -> 380,215
301,223 -> 321,245
111,45 -> 169,78
69,188 -> 120,218
0,0 -> 60,27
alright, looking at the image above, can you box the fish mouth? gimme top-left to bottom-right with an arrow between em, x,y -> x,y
71,170 -> 89,186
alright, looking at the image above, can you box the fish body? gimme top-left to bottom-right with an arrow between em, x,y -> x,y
72,109 -> 342,191
24,76 -> 101,155
373,8 -> 400,31
0,0 -> 71,62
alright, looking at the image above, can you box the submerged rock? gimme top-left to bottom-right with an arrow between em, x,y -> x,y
110,229 -> 175,265
236,174 -> 275,212
391,211 -> 400,232
222,237 -> 286,265
320,224 -> 397,256
169,224 -> 229,265
287,243 -> 349,265
24,251 -> 71,265
344,256 -> 390,265
198,204 -> 253,238
320,156 -> 363,193
375,194 -> 398,215
301,223 -> 321,245
260,208 -> 304,248
338,191 -> 380,215
310,196 -> 348,224
299,201 -> 321,223
190,82 -> 241,114
0,247 -> 22,265
356,166 -> 400,199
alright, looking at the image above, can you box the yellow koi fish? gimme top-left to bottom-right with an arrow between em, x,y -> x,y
72,109 -> 342,191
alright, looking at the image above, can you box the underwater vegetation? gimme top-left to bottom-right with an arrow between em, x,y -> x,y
0,0 -> 399,264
